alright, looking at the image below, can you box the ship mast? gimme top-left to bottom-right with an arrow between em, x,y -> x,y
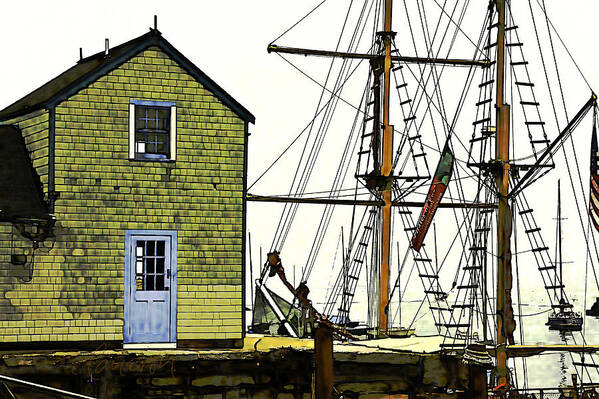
379,0 -> 394,334
558,180 -> 563,304
494,0 -> 511,387
266,0 -> 497,337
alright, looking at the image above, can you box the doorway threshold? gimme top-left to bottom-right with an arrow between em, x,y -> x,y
123,343 -> 177,349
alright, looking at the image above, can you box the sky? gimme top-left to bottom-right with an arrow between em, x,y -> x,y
3,1 -> 599,348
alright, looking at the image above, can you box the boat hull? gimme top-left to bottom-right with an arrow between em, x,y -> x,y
546,316 -> 583,331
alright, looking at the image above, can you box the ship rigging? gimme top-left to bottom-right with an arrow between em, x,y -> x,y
248,0 -> 599,392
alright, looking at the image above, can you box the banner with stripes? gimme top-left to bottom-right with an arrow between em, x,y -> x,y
590,122 -> 599,231
411,143 -> 454,251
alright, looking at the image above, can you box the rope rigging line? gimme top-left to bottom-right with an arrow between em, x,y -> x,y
387,0 -> 496,336
423,3 -> 500,325
248,104 -> 331,192
249,23 -> 377,195
428,0 -> 490,59
440,4 -> 501,347
504,10 -> 552,162
533,0 -> 593,92
527,0 -> 599,301
258,2 -> 371,285
300,90 -> 368,283
512,134 -> 529,386
268,0 -> 369,257
320,228 -> 344,309
392,1 -> 490,171
296,0 -> 384,279
274,0 -> 358,251
394,0 -> 464,160
269,0 -> 329,45
322,205 -> 372,317
582,211 -> 592,386
416,0 -> 485,219
393,0 -> 457,179
299,1 -> 377,282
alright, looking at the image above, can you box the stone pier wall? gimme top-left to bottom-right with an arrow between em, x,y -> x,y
0,346 -> 474,398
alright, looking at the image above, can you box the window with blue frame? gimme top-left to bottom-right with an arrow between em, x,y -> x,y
135,239 -> 168,291
129,100 -> 177,161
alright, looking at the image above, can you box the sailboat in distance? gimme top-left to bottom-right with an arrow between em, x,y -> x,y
546,181 -> 583,331
247,0 -> 599,391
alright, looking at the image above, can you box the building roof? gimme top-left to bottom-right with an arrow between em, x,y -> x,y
0,29 -> 255,123
0,126 -> 50,221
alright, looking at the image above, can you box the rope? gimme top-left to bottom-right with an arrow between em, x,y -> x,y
428,0 -> 489,59
269,0 -> 329,44
533,0 -> 593,91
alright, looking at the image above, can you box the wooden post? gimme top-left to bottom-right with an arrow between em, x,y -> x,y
468,365 -> 488,399
494,0 -> 511,388
378,0 -> 394,336
314,324 -> 333,399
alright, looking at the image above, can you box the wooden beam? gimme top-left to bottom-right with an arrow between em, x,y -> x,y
247,194 -> 497,209
379,0 -> 394,335
509,94 -> 597,198
267,44 -> 491,67
506,345 -> 599,358
0,374 -> 95,399
247,194 -> 382,206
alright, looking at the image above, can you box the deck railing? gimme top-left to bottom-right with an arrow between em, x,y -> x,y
492,385 -> 599,399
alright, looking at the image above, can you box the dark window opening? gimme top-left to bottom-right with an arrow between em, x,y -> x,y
135,239 -> 168,291
135,106 -> 170,160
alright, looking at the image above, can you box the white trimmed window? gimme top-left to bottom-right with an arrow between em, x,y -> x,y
129,99 -> 176,161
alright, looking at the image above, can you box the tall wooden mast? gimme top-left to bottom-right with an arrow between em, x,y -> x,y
494,0 -> 511,387
266,0 -> 495,337
379,0 -> 394,334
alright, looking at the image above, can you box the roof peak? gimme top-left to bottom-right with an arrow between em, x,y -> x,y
77,29 -> 159,65
0,28 -> 254,123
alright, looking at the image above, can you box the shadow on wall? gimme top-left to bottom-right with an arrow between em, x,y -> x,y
0,224 -> 31,321
55,221 -> 122,321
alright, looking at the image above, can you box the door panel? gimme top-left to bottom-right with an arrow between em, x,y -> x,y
124,232 -> 176,343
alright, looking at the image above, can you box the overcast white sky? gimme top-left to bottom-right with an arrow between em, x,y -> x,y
2,1 -> 599,343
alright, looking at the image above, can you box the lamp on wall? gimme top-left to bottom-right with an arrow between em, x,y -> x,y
10,218 -> 56,283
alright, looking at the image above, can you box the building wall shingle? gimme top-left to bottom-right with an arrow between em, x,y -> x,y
0,46 -> 245,343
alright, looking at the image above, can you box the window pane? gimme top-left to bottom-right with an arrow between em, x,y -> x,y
157,241 -> 165,256
135,106 -> 147,129
156,275 -> 165,291
156,258 -> 165,274
136,260 -> 143,274
157,108 -> 169,130
136,141 -> 146,154
134,105 -> 171,159
136,276 -> 144,291
145,275 -> 155,291
149,108 -> 158,130
155,141 -> 167,155
147,241 -> 155,256
146,258 -> 155,274
136,243 -> 144,257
